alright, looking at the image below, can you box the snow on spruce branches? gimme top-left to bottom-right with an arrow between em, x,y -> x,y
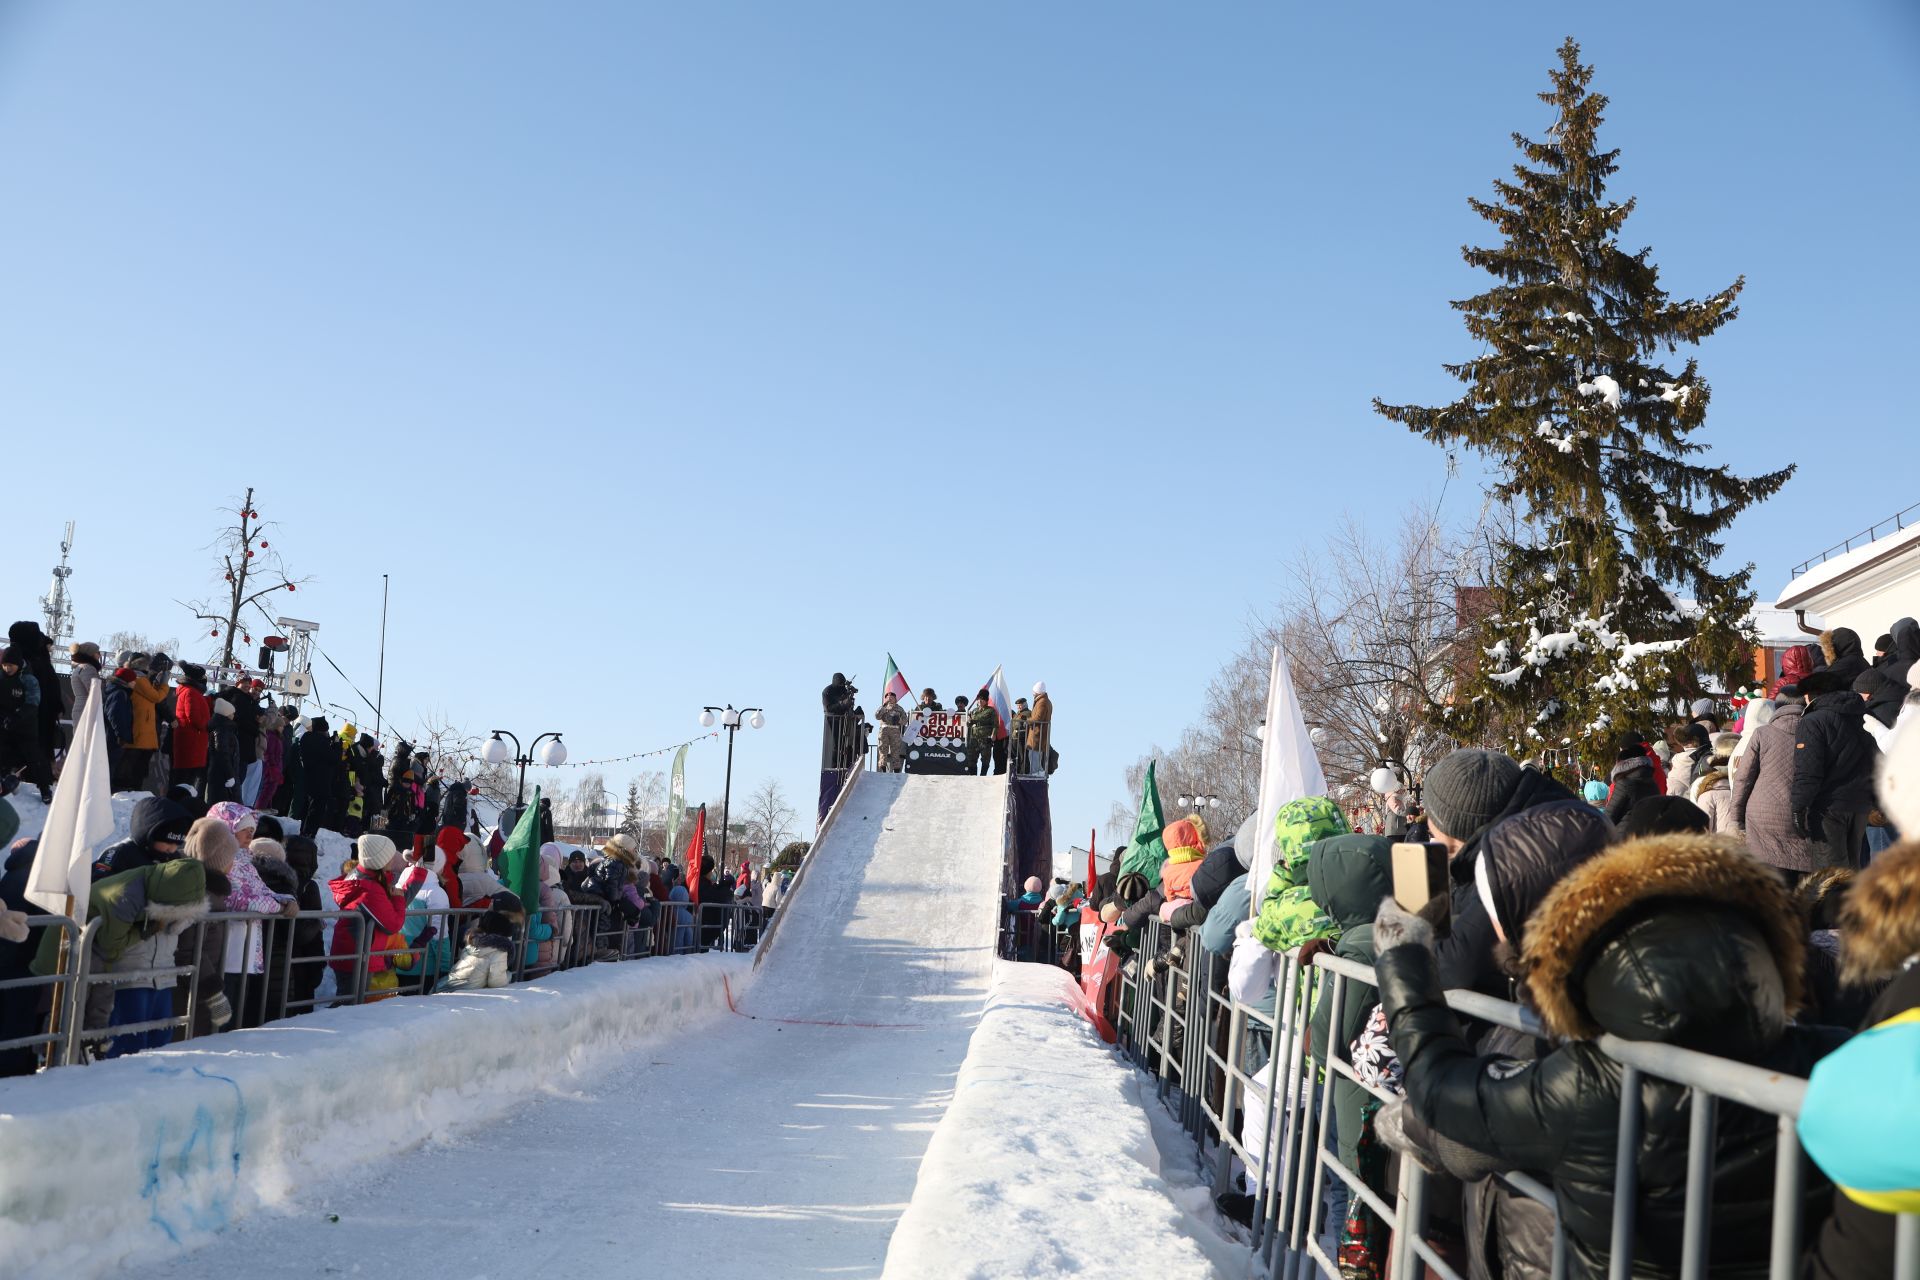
1376,38 -> 1791,761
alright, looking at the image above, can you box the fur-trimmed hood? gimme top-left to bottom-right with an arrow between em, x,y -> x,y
143,896 -> 212,928
1839,839 -> 1920,984
1521,834 -> 1804,1045
1690,767 -> 1730,797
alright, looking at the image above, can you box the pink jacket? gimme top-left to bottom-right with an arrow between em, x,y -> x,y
223,850 -> 290,974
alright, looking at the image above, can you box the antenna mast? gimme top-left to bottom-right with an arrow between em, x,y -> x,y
40,522 -> 76,652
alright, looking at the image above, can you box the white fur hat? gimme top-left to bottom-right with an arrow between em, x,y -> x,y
1032,681 -> 1046,696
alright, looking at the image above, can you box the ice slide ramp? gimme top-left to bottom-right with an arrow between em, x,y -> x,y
115,772 -> 1017,1280
746,770 -> 1011,1027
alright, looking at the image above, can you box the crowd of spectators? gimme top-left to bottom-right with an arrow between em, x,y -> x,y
1018,616 -> 1919,1280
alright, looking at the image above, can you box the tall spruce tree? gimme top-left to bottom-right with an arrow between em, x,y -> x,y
620,778 -> 644,842
1375,38 -> 1791,761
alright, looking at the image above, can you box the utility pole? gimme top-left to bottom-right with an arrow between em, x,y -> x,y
376,574 -> 389,742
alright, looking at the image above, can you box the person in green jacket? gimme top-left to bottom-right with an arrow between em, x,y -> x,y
1301,834 -> 1397,1277
965,691 -> 998,777
36,858 -> 210,1056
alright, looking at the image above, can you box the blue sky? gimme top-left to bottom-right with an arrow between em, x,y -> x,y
2,2 -> 1915,850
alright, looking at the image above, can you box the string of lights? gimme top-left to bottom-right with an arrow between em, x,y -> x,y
538,731 -> 722,768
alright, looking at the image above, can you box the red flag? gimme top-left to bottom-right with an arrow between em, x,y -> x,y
1087,829 -> 1097,898
684,807 -> 706,905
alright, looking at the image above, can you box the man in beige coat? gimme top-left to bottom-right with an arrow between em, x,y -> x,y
1027,683 -> 1052,775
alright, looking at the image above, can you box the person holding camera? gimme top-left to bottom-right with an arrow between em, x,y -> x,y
821,673 -> 859,771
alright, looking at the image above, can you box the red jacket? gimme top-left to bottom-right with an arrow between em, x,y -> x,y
172,685 -> 212,768
328,869 -> 408,973
435,828 -> 466,910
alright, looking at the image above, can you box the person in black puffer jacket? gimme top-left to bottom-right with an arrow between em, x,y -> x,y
1791,668 -> 1882,869
1818,627 -> 1870,687
1855,616 -> 1917,730
1603,733 -> 1660,825
1374,834 -> 1848,1280
1420,751 -> 1580,1001
1385,798 -> 1614,1280
437,779 -> 470,836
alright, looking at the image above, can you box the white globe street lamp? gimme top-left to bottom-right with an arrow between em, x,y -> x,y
482,729 -> 566,807
700,703 -> 764,873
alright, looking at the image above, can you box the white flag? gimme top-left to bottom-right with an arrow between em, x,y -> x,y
25,680 -> 119,913
1248,645 -> 1327,905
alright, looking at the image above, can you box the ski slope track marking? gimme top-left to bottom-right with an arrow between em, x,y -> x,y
122,772 -> 1010,1280
722,974 -> 928,1029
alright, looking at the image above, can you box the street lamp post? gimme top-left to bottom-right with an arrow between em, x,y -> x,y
699,703 -> 764,873
480,728 -> 568,808
1177,792 -> 1222,812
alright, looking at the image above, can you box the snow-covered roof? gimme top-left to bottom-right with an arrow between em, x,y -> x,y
1776,520 -> 1920,612
1748,606 -> 1817,647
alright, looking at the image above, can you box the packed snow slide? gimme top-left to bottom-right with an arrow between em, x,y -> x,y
746,770 -> 1009,1025
115,771 -> 1014,1280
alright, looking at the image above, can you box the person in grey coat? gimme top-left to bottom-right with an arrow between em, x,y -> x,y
1729,699 -> 1834,882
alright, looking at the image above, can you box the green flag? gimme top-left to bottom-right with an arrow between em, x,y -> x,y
665,744 -> 689,855
1118,761 -> 1168,880
500,783 -> 544,919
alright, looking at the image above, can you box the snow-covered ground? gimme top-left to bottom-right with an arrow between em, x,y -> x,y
884,961 -> 1236,1279
0,954 -> 746,1279
5,786 -> 141,850
12,773 -> 1235,1278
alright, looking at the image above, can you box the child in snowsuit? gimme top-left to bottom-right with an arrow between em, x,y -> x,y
441,910 -> 515,991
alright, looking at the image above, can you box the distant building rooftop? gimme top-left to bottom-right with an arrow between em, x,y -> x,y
1772,501 -> 1920,640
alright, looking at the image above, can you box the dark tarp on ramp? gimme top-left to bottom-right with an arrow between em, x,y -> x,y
1009,777 -> 1052,889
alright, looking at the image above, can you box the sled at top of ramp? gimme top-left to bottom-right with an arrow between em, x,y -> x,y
743,772 -> 1008,1027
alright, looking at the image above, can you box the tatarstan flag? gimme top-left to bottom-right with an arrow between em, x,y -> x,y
883,654 -> 912,705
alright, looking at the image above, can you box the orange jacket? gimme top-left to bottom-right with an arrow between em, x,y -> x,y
129,677 -> 168,750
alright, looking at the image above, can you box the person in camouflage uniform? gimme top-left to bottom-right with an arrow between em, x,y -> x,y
874,692 -> 908,773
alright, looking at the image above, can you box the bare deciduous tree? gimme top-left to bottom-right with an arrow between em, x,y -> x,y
177,487 -> 312,673
1277,505 -> 1485,802
412,710 -> 517,804
100,631 -> 183,663
561,771 -> 611,837
1109,504 -> 1493,838
740,779 -> 797,871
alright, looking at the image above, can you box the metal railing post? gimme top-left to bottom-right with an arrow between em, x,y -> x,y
1679,1089 -> 1717,1280
1608,1066 -> 1642,1280
1767,1114 -> 1803,1280
62,919 -> 100,1066
353,914 -> 372,1006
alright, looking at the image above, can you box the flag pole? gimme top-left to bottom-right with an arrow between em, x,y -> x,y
45,893 -> 74,1061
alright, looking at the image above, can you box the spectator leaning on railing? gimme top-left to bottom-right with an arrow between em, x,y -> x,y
1371,833 -> 1846,1280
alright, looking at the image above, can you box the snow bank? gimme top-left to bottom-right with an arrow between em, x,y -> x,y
0,953 -> 749,1280
882,962 -> 1228,1279
6,788 -> 142,851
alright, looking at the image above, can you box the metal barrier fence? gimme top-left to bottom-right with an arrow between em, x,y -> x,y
1009,717 -> 1051,779
0,914 -> 84,1059
1105,914 -> 1920,1280
2,895 -> 768,1073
